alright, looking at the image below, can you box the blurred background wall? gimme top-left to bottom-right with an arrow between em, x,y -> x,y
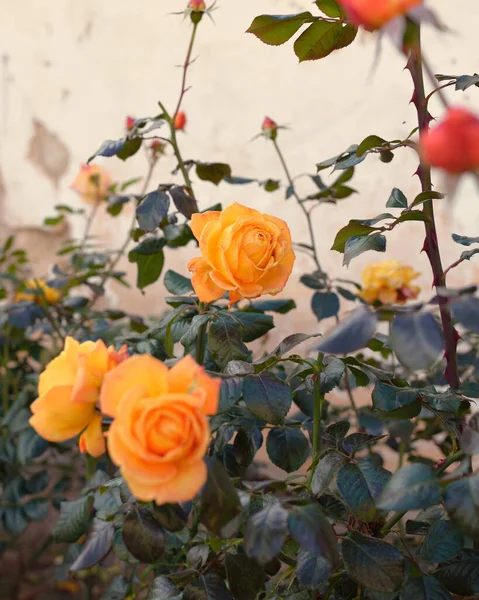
1,0 -> 478,346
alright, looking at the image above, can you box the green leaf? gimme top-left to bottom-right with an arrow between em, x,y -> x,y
343,233 -> 386,266
244,501 -> 289,564
434,550 -> 479,596
420,519 -> 463,563
101,576 -> 129,600
243,372 -> 292,425
246,12 -> 313,46
88,138 -> 127,162
266,427 -> 309,472
52,496 -> 94,543
164,223 -> 194,248
296,548 -> 334,590
332,222 -> 376,253
153,504 -> 189,533
208,312 -> 249,369
136,189 -> 170,232
311,452 -> 344,496
198,459 -> 241,536
225,554 -> 265,600
23,498 -> 49,521
386,188 -> 408,208
342,532 -> 404,592
196,162 -> 232,185
401,576 -> 452,600
146,577 -> 180,600
128,238 -> 166,290
311,291 -> 339,321
444,474 -> 479,540
164,270 -> 193,295
234,312 -> 274,342
320,357 -> 346,394
25,471 -> 49,494
249,298 -> 296,313
337,460 -> 390,520
70,518 -> 115,571
316,306 -> 377,354
451,296 -> 479,334
315,0 -> 344,17
122,508 -> 166,564
268,333 -> 321,357
294,21 -> 356,62
17,427 -> 48,464
410,190 -> 444,208
2,507 -> 28,535
390,312 -> 444,371
372,381 -> 419,412
233,428 -> 263,468
377,464 -> 441,512
452,233 -> 479,246
356,135 -> 387,157
116,136 -> 142,161
169,186 -> 198,219
184,574 -> 233,600
288,504 -> 339,560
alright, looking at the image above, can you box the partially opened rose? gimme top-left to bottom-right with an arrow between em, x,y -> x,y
359,259 -> 420,305
100,355 -> 220,505
30,337 -> 128,457
338,0 -> 422,30
71,164 -> 113,204
188,202 -> 295,306
421,107 -> 479,174
15,278 -> 61,305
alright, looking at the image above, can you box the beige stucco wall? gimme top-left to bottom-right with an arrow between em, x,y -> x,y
1,0 -> 479,346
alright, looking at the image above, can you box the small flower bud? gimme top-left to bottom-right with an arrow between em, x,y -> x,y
262,116 -> 278,141
150,139 -> 166,157
174,111 -> 187,131
125,115 -> 135,131
188,0 -> 206,10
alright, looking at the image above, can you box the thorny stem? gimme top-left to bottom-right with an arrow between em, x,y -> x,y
272,138 -> 322,273
407,27 -> 460,390
195,302 -> 209,365
173,21 -> 199,123
79,199 -> 101,255
308,358 -> 324,488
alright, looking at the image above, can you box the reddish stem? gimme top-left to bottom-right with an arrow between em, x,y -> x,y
406,27 -> 460,390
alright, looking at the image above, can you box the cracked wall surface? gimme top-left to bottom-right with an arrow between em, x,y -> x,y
1,0 -> 478,348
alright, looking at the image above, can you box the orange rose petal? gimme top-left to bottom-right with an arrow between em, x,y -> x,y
38,351 -> 77,397
167,355 -> 200,394
30,385 -> 95,442
228,290 -> 243,307
79,412 -> 106,457
188,258 -> 225,303
219,202 -> 262,228
209,270 -> 236,290
258,249 -> 295,294
100,354 -> 169,417
190,211 -> 221,241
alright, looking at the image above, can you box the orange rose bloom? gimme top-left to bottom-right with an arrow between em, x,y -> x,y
100,355 -> 220,505
15,278 -> 61,305
338,0 -> 422,29
187,202 -> 295,306
174,112 -> 187,131
30,337 -> 128,457
71,164 -> 113,204
359,260 -> 420,305
421,107 -> 479,174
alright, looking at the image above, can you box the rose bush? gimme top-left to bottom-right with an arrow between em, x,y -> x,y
1,1 -> 479,599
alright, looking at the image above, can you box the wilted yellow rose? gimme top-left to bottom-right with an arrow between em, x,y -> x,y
15,278 -> 61,304
359,259 -> 420,305
187,202 -> 295,306
71,164 -> 113,204
100,354 -> 220,505
30,337 -> 128,457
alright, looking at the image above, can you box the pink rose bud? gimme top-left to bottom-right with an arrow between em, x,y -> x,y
174,111 -> 187,131
150,139 -> 165,156
262,116 -> 278,140
188,0 -> 206,10
125,115 -> 135,131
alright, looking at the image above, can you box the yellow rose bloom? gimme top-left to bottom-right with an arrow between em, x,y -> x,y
187,202 -> 295,306
71,164 -> 113,204
15,278 -> 62,305
100,354 -> 220,505
30,337 -> 128,457
359,260 -> 420,306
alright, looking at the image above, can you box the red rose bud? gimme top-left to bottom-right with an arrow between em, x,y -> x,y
174,111 -> 187,131
262,116 -> 278,140
421,107 -> 479,174
338,0 -> 422,30
150,139 -> 165,156
188,0 -> 206,10
125,115 -> 135,131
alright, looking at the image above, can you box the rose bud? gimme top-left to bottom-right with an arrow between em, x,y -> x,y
262,116 -> 278,141
174,111 -> 187,131
125,115 -> 136,131
188,0 -> 206,10
421,107 -> 479,174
